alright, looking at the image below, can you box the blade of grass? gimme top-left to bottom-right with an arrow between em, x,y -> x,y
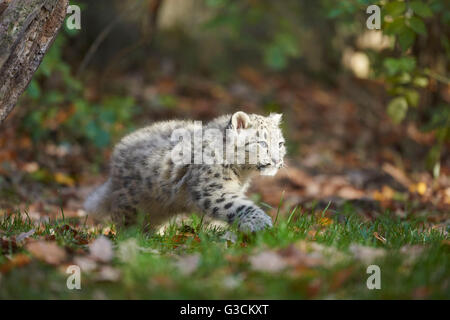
287,205 -> 299,225
274,191 -> 285,226
260,202 -> 274,210
198,213 -> 206,233
321,200 -> 332,217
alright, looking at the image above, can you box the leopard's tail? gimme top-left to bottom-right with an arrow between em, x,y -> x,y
84,179 -> 112,219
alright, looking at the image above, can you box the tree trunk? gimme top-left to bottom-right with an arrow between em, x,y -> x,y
0,0 -> 68,124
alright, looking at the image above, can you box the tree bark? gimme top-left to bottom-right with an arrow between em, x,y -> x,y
0,0 -> 68,124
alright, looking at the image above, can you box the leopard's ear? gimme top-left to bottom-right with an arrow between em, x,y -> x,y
269,113 -> 282,125
230,111 -> 251,130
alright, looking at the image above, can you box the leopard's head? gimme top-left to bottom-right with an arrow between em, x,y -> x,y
226,111 -> 286,176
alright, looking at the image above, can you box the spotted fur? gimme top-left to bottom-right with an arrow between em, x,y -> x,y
84,112 -> 286,232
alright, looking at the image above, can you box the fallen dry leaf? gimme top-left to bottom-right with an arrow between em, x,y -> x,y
373,232 -> 387,244
1,237 -> 18,253
151,275 -> 175,288
117,238 -> 139,262
307,229 -> 318,240
444,188 -> 450,205
102,226 -> 116,237
306,278 -> 322,298
409,182 -> 427,196
318,217 -> 333,227
349,244 -> 385,264
26,240 -> 67,265
55,224 -> 90,245
174,253 -> 200,275
412,286 -> 431,299
170,232 -> 201,249
382,163 -> 412,189
373,185 -> 395,202
16,229 -> 36,242
95,266 -> 121,282
295,241 -> 348,266
54,172 -> 75,187
278,244 -> 325,268
89,236 -> 114,263
73,255 -> 98,272
22,162 -> 39,173
0,254 -> 31,273
222,274 -> 244,289
330,267 -> 354,291
249,250 -> 288,273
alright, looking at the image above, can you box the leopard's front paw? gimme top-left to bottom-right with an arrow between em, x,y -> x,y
238,209 -> 273,232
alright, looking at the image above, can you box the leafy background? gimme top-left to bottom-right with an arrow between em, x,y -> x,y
0,0 -> 448,299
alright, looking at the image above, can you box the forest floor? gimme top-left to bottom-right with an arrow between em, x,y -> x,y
0,68 -> 449,299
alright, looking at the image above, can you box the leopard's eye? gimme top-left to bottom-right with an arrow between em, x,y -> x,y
279,142 -> 285,148
258,141 -> 268,148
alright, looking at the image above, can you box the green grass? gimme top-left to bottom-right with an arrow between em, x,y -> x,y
0,205 -> 449,299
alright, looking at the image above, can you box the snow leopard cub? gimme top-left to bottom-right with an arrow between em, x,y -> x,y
84,111 -> 286,232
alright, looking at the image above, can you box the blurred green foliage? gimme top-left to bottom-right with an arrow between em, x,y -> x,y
22,33 -> 138,150
342,0 -> 449,176
202,0 -> 449,174
15,0 -> 449,174
204,0 -> 302,71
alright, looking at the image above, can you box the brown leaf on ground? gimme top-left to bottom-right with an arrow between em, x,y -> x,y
382,163 -> 412,189
150,275 -> 175,289
56,224 -> 78,235
409,182 -> 427,196
372,185 -> 395,202
102,226 -> 116,237
89,236 -> 114,263
25,240 -> 67,265
225,253 -> 248,267
318,217 -> 333,227
170,232 -> 201,249
0,237 -> 18,253
349,244 -> 385,264
117,238 -> 139,262
174,253 -> 201,275
306,278 -> 323,298
54,172 -> 76,187
249,250 -> 288,273
306,229 -> 318,240
73,255 -> 98,272
412,286 -> 431,299
330,267 -> 354,291
337,186 -> 366,199
0,254 -> 31,273
278,244 -> 324,269
54,224 -> 91,245
44,234 -> 56,241
238,66 -> 266,89
373,232 -> 387,244
95,266 -> 121,282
